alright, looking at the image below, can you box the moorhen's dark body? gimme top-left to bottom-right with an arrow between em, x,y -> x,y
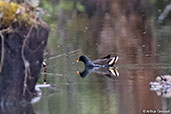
77,55 -> 118,68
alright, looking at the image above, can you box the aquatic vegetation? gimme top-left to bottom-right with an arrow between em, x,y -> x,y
0,1 -> 37,28
58,1 -> 85,12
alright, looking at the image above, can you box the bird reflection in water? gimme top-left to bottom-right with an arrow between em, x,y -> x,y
76,55 -> 119,79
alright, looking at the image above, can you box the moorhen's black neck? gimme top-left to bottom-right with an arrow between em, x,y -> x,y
79,56 -> 93,66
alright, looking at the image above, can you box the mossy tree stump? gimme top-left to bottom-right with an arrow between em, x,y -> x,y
0,1 -> 49,105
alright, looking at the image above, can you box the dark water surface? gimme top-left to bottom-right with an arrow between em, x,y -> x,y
33,0 -> 171,114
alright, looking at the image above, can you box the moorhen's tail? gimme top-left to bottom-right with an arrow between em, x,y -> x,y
107,56 -> 119,66
108,67 -> 119,77
101,54 -> 111,59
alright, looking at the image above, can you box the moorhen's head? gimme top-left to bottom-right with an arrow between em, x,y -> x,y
77,55 -> 92,65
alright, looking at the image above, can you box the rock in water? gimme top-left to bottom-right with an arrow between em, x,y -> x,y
0,1 -> 49,105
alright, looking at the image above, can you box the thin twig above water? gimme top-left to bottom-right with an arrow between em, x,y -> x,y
44,49 -> 80,61
40,72 -> 63,76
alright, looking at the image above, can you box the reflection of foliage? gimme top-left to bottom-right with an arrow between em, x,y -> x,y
39,0 -> 84,22
157,26 -> 171,74
39,0 -> 86,50
165,98 -> 171,112
59,1 -> 74,11
76,2 -> 85,12
151,1 -> 171,74
38,0 -> 86,84
150,0 -> 170,5
39,0 -> 85,47
58,1 -> 84,12
39,0 -> 58,22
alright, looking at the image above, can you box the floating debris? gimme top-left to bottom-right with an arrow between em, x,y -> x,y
158,2 -> 171,23
150,75 -> 171,97
31,84 -> 51,104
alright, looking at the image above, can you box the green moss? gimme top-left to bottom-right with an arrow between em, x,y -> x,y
0,1 -> 37,27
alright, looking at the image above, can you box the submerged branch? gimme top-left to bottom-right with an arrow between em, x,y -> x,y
0,28 -> 11,73
0,32 -> 4,73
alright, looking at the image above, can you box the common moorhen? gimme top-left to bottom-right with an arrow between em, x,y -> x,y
76,55 -> 118,68
76,55 -> 119,78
